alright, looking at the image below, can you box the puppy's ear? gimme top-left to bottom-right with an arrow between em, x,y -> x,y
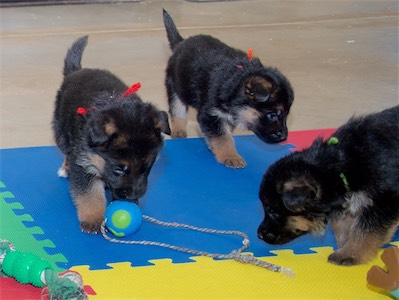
86,117 -> 117,149
282,180 -> 319,212
158,111 -> 171,135
245,76 -> 274,103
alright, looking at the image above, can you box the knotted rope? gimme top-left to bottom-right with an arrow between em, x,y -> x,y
101,215 -> 294,278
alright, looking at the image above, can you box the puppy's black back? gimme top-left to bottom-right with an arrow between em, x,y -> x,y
167,34 -> 292,110
332,106 -> 399,193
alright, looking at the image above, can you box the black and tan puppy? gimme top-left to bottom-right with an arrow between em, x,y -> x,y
52,36 -> 170,233
163,10 -> 294,168
258,105 -> 399,265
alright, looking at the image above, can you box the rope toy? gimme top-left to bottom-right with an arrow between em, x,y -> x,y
0,240 -> 87,300
77,81 -> 141,115
102,201 -> 295,278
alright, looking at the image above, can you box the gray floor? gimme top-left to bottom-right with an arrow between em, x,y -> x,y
1,0 -> 398,149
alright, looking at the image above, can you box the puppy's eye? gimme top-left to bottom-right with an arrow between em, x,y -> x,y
269,212 -> 281,222
266,111 -> 281,122
266,207 -> 281,222
113,165 -> 129,176
245,89 -> 254,97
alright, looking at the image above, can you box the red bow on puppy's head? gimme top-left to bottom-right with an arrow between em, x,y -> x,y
77,82 -> 142,115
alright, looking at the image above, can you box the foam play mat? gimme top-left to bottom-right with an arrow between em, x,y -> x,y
1,129 -> 398,299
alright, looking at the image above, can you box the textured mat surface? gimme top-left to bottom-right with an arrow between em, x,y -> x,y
1,129 -> 397,299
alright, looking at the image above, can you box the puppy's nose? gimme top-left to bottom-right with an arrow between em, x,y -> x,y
273,131 -> 287,141
114,188 -> 132,199
258,225 -> 277,243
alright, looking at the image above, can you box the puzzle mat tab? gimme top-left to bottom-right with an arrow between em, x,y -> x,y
1,129 -> 397,299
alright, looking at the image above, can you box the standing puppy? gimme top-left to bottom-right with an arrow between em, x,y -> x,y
53,36 -> 170,233
257,106 -> 399,265
163,10 -> 294,168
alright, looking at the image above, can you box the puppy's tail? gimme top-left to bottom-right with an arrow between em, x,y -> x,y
163,9 -> 184,50
63,35 -> 88,77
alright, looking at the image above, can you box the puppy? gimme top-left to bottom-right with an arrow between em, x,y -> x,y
163,10 -> 294,168
258,105 -> 399,265
52,36 -> 171,233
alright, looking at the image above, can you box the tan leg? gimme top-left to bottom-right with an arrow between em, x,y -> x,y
57,156 -> 69,178
73,179 -> 106,234
329,215 -> 396,265
207,134 -> 246,168
171,117 -> 187,138
331,214 -> 354,248
328,232 -> 382,265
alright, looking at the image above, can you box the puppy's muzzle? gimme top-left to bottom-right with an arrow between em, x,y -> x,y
113,186 -> 145,201
266,130 -> 287,143
257,223 -> 279,244
258,221 -> 295,245
255,129 -> 287,144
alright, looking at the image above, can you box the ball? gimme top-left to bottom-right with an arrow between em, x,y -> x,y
104,201 -> 142,237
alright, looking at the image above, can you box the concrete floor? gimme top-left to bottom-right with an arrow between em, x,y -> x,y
0,0 -> 398,149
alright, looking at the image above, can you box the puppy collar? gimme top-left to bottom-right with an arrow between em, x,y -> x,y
77,82 -> 141,115
327,136 -> 351,192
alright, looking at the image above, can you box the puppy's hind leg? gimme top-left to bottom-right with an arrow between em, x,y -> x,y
329,211 -> 398,265
169,93 -> 188,138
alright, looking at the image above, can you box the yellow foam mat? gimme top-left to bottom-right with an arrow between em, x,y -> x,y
72,243 -> 398,299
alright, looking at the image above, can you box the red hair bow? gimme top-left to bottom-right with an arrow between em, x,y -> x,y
77,82 -> 141,115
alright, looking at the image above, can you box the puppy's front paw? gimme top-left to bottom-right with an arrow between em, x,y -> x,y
171,130 -> 187,138
80,220 -> 103,234
328,251 -> 359,266
57,167 -> 69,178
220,155 -> 247,169
58,157 -> 69,178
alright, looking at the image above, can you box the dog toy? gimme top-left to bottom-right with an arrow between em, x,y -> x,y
104,201 -> 142,237
102,201 -> 294,277
367,246 -> 399,299
0,240 -> 87,299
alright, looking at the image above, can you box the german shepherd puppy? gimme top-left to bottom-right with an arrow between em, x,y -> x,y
163,9 -> 294,168
258,106 -> 399,265
52,36 -> 170,233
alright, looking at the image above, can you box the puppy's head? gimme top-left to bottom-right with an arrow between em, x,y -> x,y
257,152 -> 330,245
84,97 -> 170,201
240,74 -> 293,143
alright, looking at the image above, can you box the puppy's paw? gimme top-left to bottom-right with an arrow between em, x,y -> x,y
171,130 -> 187,138
80,220 -> 103,234
328,251 -> 359,266
220,155 -> 247,169
57,167 -> 69,178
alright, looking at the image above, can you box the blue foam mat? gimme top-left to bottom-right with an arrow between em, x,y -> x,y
2,135 -> 393,270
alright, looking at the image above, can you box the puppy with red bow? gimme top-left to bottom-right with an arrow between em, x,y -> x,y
53,36 -> 170,233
